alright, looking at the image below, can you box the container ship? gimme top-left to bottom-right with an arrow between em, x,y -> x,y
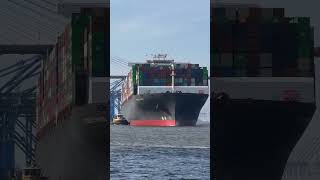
211,4 -> 316,180
120,54 -> 209,126
35,5 -> 109,180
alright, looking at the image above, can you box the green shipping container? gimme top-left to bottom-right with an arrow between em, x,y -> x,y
139,73 -> 144,79
297,17 -> 310,25
203,69 -> 208,79
132,66 -> 137,85
91,32 -> 106,77
234,54 -> 248,69
212,53 -> 221,67
72,14 -> 90,72
298,45 -> 311,57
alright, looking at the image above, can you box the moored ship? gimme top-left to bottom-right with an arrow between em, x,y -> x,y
120,54 -> 209,126
211,3 -> 316,180
35,4 -> 109,180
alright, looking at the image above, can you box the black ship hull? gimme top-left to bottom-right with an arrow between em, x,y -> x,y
212,94 -> 315,180
121,93 -> 208,126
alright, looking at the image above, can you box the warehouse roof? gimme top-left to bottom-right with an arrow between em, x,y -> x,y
0,45 -> 53,55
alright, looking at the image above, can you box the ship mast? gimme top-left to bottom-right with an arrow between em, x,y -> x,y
171,62 -> 175,93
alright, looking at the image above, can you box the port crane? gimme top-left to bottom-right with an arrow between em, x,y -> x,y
110,56 -> 129,120
0,55 -> 41,179
110,79 -> 124,120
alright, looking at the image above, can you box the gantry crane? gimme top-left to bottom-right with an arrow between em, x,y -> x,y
110,78 -> 125,120
0,55 -> 41,179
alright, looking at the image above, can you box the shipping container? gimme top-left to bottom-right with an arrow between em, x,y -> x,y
211,6 -> 314,77
121,59 -> 209,103
36,8 -> 109,134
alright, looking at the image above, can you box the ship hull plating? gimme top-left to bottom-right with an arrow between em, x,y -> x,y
212,96 -> 315,180
121,93 -> 208,126
35,104 -> 108,180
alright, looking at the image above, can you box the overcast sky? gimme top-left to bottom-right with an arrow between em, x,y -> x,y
110,0 -> 210,75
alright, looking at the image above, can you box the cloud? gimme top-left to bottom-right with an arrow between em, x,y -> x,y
111,0 -> 210,70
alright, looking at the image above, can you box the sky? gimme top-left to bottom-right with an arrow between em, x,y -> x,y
110,0 -> 210,75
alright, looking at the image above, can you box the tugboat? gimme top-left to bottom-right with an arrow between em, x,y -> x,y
112,114 -> 129,125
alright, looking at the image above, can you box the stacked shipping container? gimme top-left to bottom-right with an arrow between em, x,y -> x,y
82,8 -> 108,77
211,7 -> 314,77
121,61 -> 209,104
37,46 -> 58,130
36,8 -> 108,137
134,63 -> 208,86
57,24 -> 73,121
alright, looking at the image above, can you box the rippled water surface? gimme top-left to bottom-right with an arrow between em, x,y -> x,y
110,123 -> 210,180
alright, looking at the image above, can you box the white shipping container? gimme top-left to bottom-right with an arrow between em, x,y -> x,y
88,77 -> 108,104
203,80 -> 208,86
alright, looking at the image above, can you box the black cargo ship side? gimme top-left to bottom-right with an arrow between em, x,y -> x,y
211,3 -> 316,180
121,93 -> 208,126
212,93 -> 315,179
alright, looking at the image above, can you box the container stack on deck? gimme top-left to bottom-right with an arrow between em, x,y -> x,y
211,7 -> 314,77
121,61 -> 208,104
134,63 -> 208,86
36,8 -> 108,138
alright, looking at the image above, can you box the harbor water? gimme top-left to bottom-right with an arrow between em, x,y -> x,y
110,122 -> 210,180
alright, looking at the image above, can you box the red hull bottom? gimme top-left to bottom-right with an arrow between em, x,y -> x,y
130,120 -> 176,126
